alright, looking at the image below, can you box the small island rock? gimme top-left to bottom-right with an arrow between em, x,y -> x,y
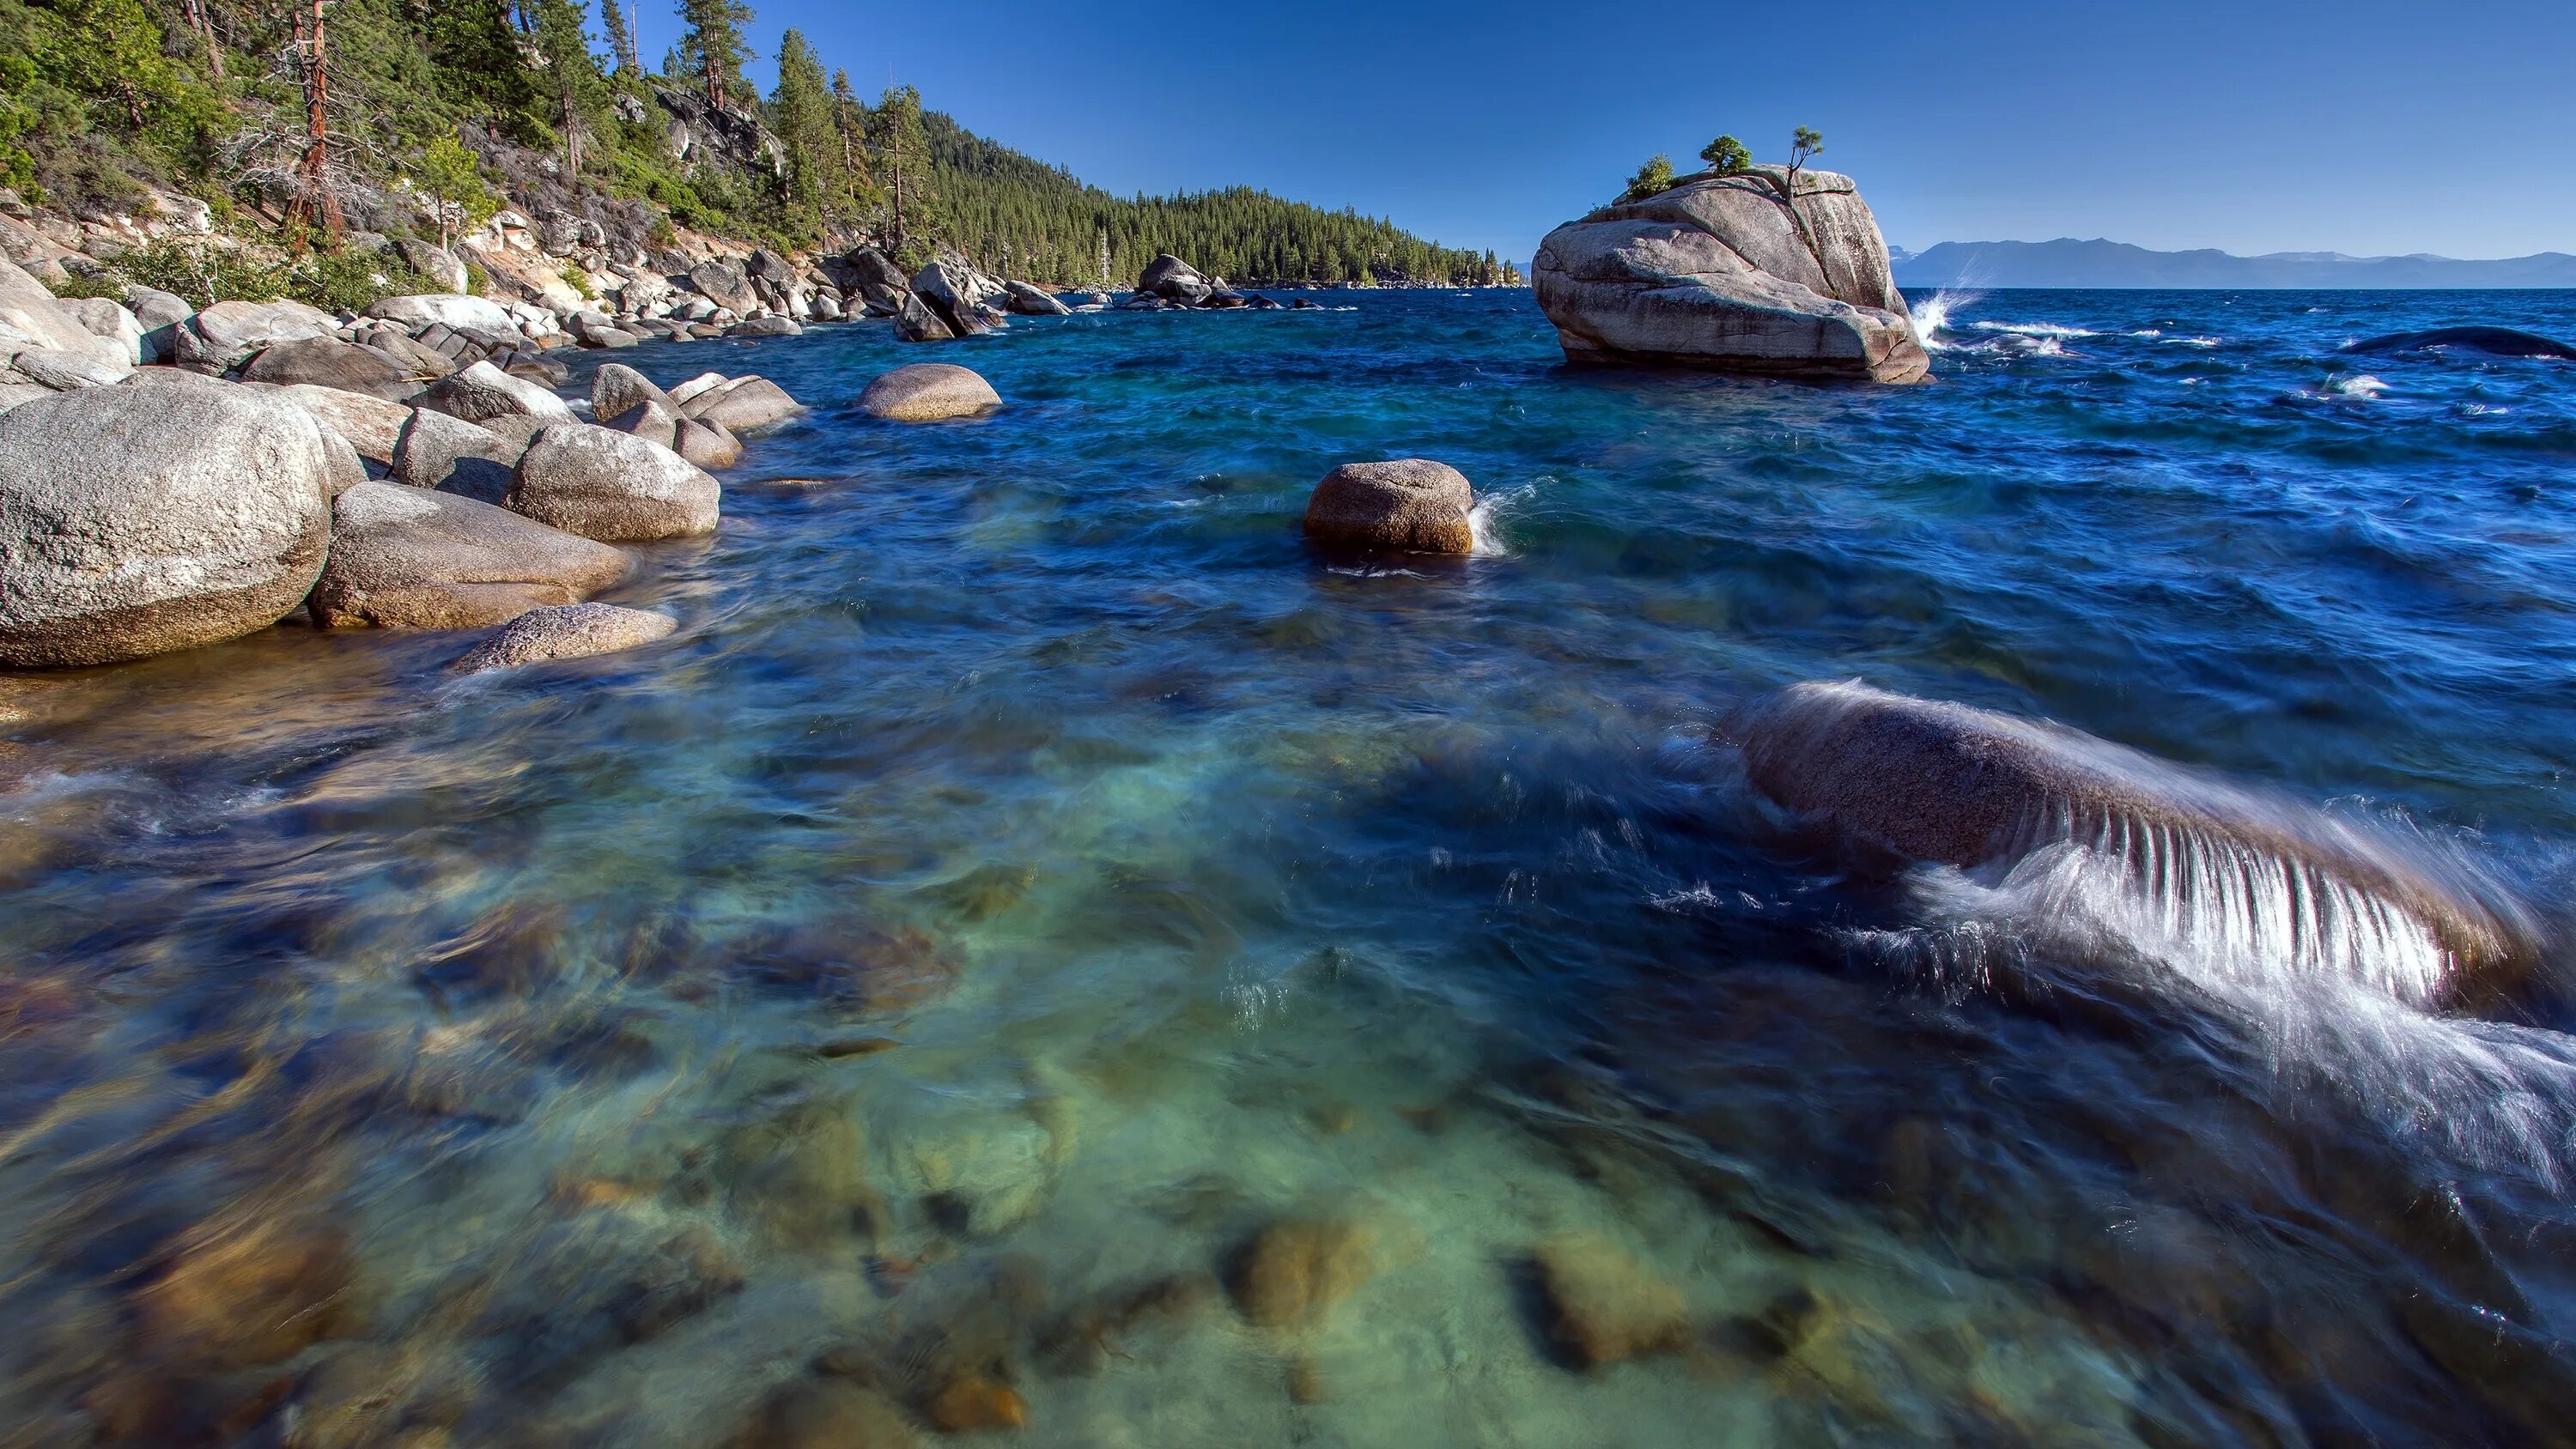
857,363 -> 1000,421
1534,166 -> 1928,383
1302,458 -> 1476,555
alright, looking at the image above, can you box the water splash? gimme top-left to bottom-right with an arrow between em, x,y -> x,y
1467,483 -> 1538,557
1908,289 -> 1979,350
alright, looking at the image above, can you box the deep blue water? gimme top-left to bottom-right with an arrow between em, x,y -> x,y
3,288 -> 2574,1446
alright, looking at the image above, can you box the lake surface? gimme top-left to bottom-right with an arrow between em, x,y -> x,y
3,288 -> 2574,1446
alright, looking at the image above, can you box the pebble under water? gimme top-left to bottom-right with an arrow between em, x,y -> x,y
4,288 -> 2576,1446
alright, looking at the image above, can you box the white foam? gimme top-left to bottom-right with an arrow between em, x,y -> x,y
1466,482 -> 1538,558
1970,320 -> 2098,339
1908,290 -> 1979,351
2325,373 -> 2389,399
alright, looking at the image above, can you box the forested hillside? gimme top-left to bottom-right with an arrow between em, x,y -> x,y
0,0 -> 1510,288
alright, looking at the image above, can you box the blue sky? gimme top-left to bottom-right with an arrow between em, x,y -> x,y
642,0 -> 2574,263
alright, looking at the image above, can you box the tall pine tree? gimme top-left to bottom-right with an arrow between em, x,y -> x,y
672,0 -> 749,113
767,28 -> 834,237
599,0 -> 639,74
529,0 -> 609,174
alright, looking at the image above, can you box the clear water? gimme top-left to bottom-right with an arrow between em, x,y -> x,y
4,289 -> 2576,1446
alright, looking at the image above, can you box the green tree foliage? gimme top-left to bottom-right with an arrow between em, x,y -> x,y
0,0 -> 1496,294
529,0 -> 610,173
766,29 -> 834,230
599,0 -> 638,73
1620,153 -> 1674,203
1699,134 -> 1749,175
413,133 -> 496,249
1787,125 -> 1823,191
674,0 -> 750,112
869,82 -> 933,265
916,112 -> 1492,285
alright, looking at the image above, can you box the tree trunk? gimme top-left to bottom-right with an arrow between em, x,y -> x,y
294,0 -> 341,239
183,0 -> 224,81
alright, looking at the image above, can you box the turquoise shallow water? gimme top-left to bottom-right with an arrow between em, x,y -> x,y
3,288 -> 2576,1446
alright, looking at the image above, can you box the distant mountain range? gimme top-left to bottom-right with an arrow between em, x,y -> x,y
1889,239 -> 2576,289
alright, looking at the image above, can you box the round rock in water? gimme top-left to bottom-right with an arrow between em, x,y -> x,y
1301,458 -> 1475,555
857,363 -> 1001,422
451,602 -> 676,673
0,384 -> 332,667
507,421 -> 720,542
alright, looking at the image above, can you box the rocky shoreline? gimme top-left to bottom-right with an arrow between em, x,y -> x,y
0,234 -> 1392,678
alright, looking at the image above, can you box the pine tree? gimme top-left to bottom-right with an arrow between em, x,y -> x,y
673,0 -> 750,113
870,82 -> 933,264
827,69 -> 875,231
529,0 -> 608,174
599,0 -> 639,74
767,29 -> 835,238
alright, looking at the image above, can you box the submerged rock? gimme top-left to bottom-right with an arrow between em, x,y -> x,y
308,482 -> 630,629
450,602 -> 676,672
1530,1234 -> 1689,1367
0,385 -> 332,667
858,363 -> 1001,421
1534,167 -> 1928,383
131,1217 -> 357,1370
1722,680 -> 2538,1005
721,1098 -> 880,1252
1301,458 -> 1476,555
507,421 -> 720,541
1227,1217 -> 1375,1328
2340,325 -> 2576,360
739,1377 -> 917,1449
920,1373 -> 1026,1433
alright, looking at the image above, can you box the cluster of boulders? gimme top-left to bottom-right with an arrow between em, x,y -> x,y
1115,254 -> 1291,313
0,255 -> 811,674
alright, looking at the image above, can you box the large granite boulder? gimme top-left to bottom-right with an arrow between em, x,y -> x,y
393,406 -> 524,501
1001,281 -> 1071,317
1533,167 -> 1928,383
62,297 -> 148,364
364,294 -> 521,335
686,258 -> 757,313
0,385 -> 332,666
11,347 -> 129,391
507,422 -> 720,541
857,363 -> 1000,421
239,336 -> 414,398
422,360 -> 576,427
592,362 -> 669,428
451,602 -> 675,673
1138,254 -> 1212,305
1722,681 -> 2537,1004
273,385 -> 413,464
677,375 -> 801,433
1302,459 -> 1477,555
834,246 -> 911,314
309,481 -> 630,628
909,261 -> 1001,338
0,256 -> 129,367
169,299 -> 339,373
892,293 -> 956,343
388,239 -> 471,294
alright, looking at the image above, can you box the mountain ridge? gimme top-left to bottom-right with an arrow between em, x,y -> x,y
1892,238 -> 2576,289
